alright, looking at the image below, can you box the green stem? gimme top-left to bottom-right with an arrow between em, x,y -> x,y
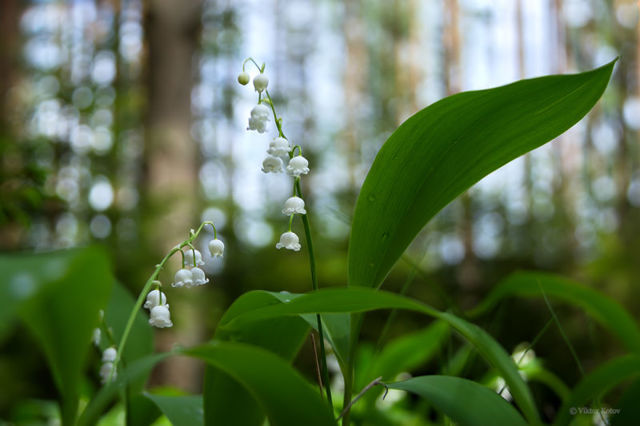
264,90 -> 286,138
112,222 -> 215,376
342,313 -> 364,426
296,180 -> 333,407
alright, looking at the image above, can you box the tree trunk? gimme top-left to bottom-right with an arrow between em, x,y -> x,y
144,0 -> 203,391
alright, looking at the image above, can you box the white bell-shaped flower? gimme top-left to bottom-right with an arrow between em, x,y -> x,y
144,289 -> 167,310
282,196 -> 306,215
208,238 -> 224,257
253,73 -> 269,93
191,267 -> 209,286
149,305 -> 173,328
276,231 -> 301,251
100,362 -> 116,384
237,71 -> 250,85
184,248 -> 205,267
247,104 -> 270,133
92,328 -> 101,347
267,137 -> 291,157
102,347 -> 117,362
287,156 -> 310,177
262,155 -> 283,173
172,268 -> 193,288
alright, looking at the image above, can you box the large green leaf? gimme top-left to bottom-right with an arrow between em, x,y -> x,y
144,393 -> 203,426
469,271 -> 640,353
104,282 -> 154,393
188,342 -> 336,426
356,321 -> 449,391
219,287 -> 540,424
0,247 -> 113,426
78,353 -> 172,426
205,291 -> 311,426
553,355 -> 640,426
386,376 -> 528,426
611,379 -> 640,426
348,61 -> 615,289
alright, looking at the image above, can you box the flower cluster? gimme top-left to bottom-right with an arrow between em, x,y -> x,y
145,237 -> 225,329
239,58 -> 311,252
90,223 -> 223,387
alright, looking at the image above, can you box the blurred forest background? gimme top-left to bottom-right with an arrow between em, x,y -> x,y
1,0 -> 640,419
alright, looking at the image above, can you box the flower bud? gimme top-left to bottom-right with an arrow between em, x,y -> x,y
144,289 -> 167,310
262,155 -> 283,173
92,328 -> 101,347
191,267 -> 209,286
253,73 -> 269,92
172,268 -> 193,288
208,238 -> 224,257
247,104 -> 270,133
149,305 -> 173,328
184,248 -> 205,267
100,362 -> 116,384
237,71 -> 250,85
102,347 -> 117,362
276,231 -> 301,251
267,137 -> 291,157
282,196 -> 306,215
286,155 -> 310,177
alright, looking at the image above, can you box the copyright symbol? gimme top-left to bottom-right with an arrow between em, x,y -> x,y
569,407 -> 577,415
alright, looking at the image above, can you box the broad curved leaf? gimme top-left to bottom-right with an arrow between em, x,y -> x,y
104,282 -> 154,393
554,355 -> 640,426
205,291 -> 311,426
470,271 -> 640,353
188,342 -> 336,426
348,61 -> 615,289
144,393 -> 203,426
387,376 -> 528,426
0,247 -> 113,425
219,287 -> 540,424
360,321 -> 449,388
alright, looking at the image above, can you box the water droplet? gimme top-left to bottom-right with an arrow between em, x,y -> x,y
381,232 -> 389,241
283,299 -> 291,303
367,194 -> 376,203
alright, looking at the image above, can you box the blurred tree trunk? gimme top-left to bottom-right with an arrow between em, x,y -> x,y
443,0 -> 478,288
343,0 -> 367,194
517,0 -> 534,231
0,0 -> 23,249
144,0 -> 203,391
551,0 -> 578,262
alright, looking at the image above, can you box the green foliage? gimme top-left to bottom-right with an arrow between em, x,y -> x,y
3,62 -> 628,426
470,271 -> 640,353
0,248 -> 112,425
218,287 -> 539,424
554,355 -> 640,426
348,60 -> 616,289
386,376 -> 528,426
204,291 -> 311,426
145,393 -> 203,426
188,342 -> 336,426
